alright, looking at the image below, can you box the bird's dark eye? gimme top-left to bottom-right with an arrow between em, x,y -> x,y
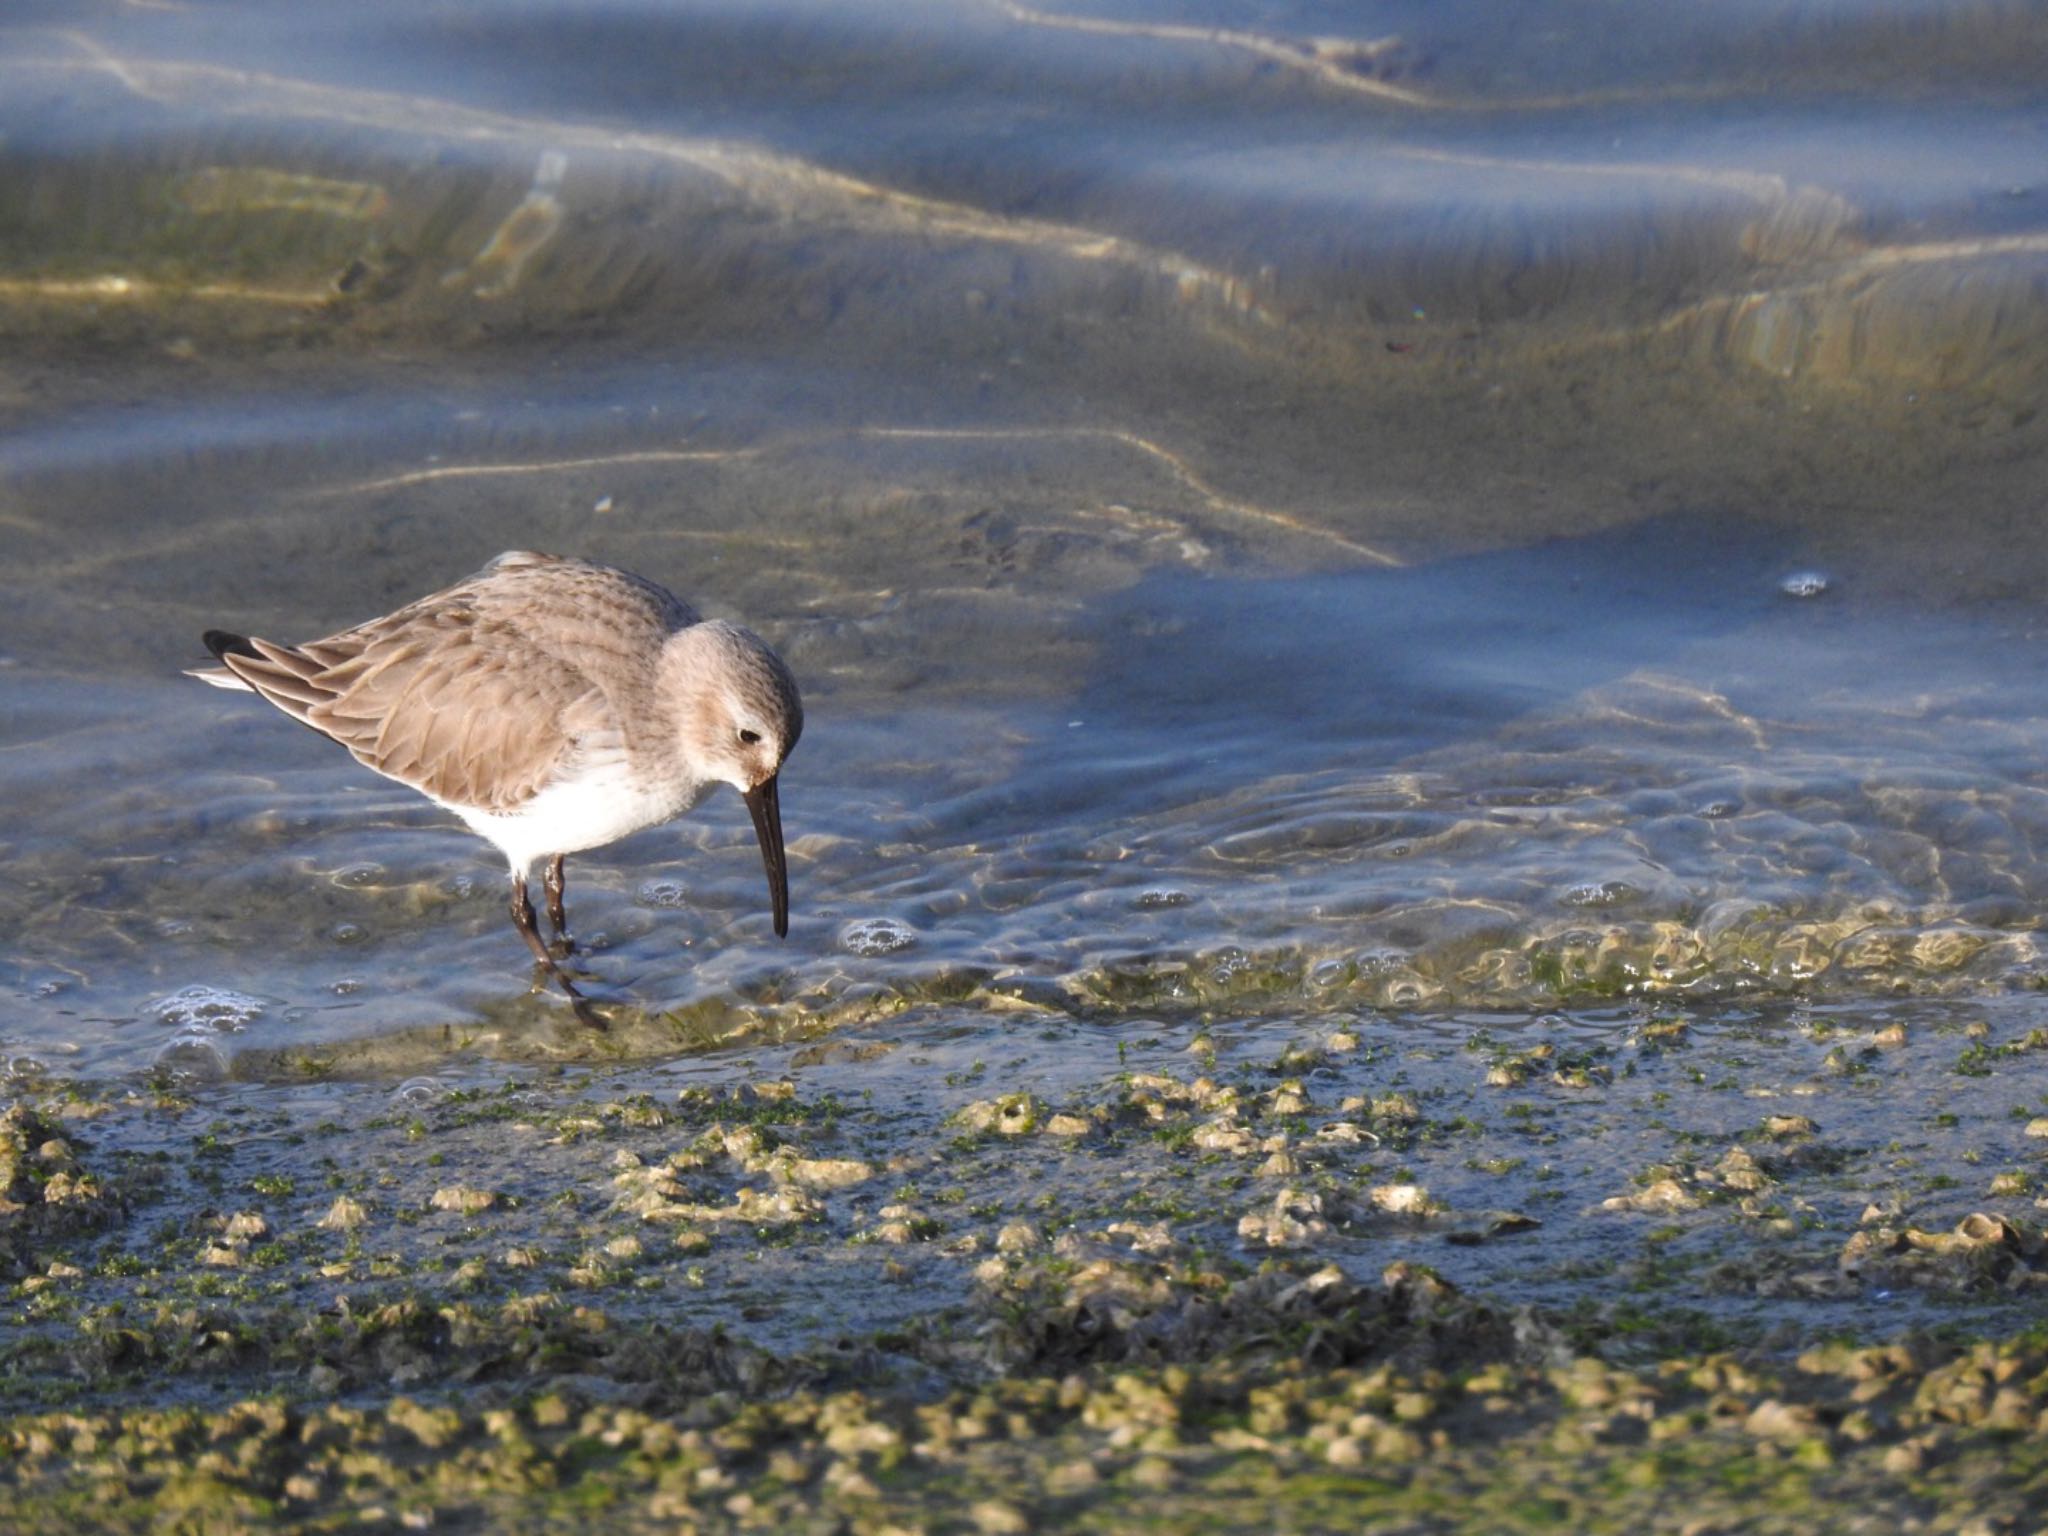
738,728 -> 761,745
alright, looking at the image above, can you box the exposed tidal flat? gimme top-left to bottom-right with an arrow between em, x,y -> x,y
13,1001 -> 2048,1532
8,0 -> 2048,1529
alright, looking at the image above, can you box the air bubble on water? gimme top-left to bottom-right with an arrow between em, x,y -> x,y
841,917 -> 918,957
1309,958 -> 1351,990
1561,881 -> 1633,908
1208,946 -> 1250,984
148,984 -> 265,1032
6,1055 -> 49,1084
330,922 -> 366,944
1699,800 -> 1740,819
331,862 -> 385,887
1778,570 -> 1829,598
391,1077 -> 445,1107
638,878 -> 691,909
151,1030 -> 229,1082
332,978 -> 364,996
1134,888 -> 1191,909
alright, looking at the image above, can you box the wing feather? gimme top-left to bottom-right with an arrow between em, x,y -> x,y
200,553 -> 693,813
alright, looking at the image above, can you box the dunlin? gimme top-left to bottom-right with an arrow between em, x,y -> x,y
189,551 -> 803,1023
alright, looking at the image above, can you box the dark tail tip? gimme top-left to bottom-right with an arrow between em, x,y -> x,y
203,630 -> 260,663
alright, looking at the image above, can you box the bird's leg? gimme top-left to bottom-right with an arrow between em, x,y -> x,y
543,853 -> 572,955
510,874 -> 605,1029
508,876 -> 556,971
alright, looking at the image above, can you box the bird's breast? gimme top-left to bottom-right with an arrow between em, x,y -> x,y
442,759 -> 707,876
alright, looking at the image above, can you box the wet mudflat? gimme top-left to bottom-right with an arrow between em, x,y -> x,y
10,994 -> 2048,1532
7,0 -> 2048,1529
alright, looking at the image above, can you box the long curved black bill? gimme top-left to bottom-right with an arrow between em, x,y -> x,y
743,775 -> 790,938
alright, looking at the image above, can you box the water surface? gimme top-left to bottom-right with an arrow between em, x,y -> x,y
3,0 -> 2047,1082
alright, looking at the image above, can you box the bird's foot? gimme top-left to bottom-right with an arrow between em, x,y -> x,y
526,958 -> 607,1029
566,992 -> 610,1031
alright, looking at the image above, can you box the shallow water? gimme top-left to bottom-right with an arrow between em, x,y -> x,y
3,1 -> 2048,1083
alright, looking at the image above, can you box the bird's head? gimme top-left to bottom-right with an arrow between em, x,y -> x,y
666,620 -> 803,936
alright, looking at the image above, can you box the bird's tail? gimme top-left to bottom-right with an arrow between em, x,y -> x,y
185,629 -> 260,691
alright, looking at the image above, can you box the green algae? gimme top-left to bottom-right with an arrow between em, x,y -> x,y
6,999 -> 2048,1528
12,1325 -> 2048,1534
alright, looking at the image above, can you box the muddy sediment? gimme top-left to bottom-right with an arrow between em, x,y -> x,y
7,998 -> 2048,1530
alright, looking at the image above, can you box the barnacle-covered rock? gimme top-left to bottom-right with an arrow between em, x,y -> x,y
1602,1176 -> 1701,1214
973,1229 -> 1525,1374
1238,1188 -> 1328,1249
1839,1213 -> 2046,1293
0,1106 -> 122,1272
954,1095 -> 1045,1137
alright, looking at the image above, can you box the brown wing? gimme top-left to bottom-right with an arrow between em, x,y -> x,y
210,552 -> 695,809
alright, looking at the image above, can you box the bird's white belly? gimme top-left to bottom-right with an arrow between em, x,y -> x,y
440,762 -> 708,879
